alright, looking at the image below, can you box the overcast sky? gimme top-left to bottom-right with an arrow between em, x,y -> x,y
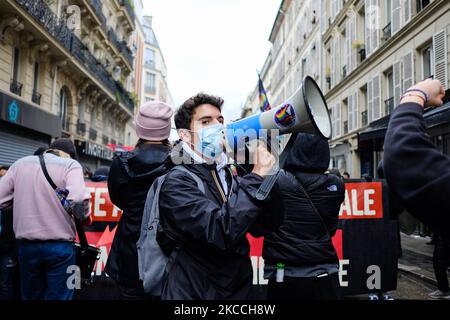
142,0 -> 282,124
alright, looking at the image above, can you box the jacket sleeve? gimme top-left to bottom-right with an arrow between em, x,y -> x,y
247,181 -> 285,238
384,102 -> 450,236
159,171 -> 280,250
107,156 -> 126,210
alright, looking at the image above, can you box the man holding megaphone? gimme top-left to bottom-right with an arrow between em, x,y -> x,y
158,93 -> 285,300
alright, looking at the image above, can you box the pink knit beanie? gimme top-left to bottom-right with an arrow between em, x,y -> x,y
134,101 -> 173,141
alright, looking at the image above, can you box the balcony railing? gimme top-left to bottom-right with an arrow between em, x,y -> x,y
32,90 -> 41,104
76,119 -> 86,136
103,134 -> 109,145
107,28 -> 133,66
10,79 -> 23,96
343,65 -> 347,78
89,0 -> 107,28
343,120 -> 348,134
118,0 -> 136,27
89,128 -> 97,141
383,22 -> 392,40
362,110 -> 368,126
385,97 -> 395,115
88,0 -> 133,66
16,0 -> 135,114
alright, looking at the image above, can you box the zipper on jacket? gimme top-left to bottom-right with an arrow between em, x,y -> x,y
211,170 -> 227,203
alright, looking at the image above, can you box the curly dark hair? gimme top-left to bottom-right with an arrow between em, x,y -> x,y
175,93 -> 224,130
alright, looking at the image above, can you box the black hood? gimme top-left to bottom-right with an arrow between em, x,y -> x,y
120,143 -> 171,178
284,133 -> 330,173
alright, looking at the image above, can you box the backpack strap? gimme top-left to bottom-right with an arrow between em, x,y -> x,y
172,165 -> 206,194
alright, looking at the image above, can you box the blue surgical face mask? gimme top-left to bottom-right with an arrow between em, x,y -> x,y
194,123 -> 225,159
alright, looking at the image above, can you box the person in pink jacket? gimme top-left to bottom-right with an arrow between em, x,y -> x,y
0,138 -> 91,300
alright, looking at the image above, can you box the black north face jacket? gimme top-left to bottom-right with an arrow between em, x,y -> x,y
158,152 -> 284,300
263,134 -> 345,269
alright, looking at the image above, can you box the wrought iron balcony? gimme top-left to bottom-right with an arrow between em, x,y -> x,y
89,0 -> 107,28
361,110 -> 368,126
87,1 -> 133,66
76,119 -> 86,136
32,90 -> 41,105
343,65 -> 347,78
107,29 -> 133,66
383,22 -> 392,40
10,79 -> 23,96
385,97 -> 395,115
15,0 -> 135,114
118,0 -> 136,27
343,120 -> 348,134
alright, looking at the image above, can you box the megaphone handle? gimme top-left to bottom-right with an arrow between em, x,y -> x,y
255,169 -> 281,201
255,132 -> 299,201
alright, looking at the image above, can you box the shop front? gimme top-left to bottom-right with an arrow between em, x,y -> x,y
75,140 -> 114,171
0,91 -> 61,165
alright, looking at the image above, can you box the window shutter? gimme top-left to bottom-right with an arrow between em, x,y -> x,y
307,4 -> 313,34
402,51 -> 414,92
365,0 -> 372,56
321,0 -> 327,35
348,94 -> 353,131
393,60 -> 402,106
403,0 -> 412,25
336,103 -> 342,137
371,0 -> 380,54
331,106 -> 335,138
345,22 -> 351,74
391,0 -> 402,35
351,14 -> 357,72
372,75 -> 381,121
335,34 -> 341,84
353,92 -> 359,130
368,78 -> 373,123
332,0 -> 337,22
330,39 -> 335,87
433,30 -> 448,89
337,0 -> 343,14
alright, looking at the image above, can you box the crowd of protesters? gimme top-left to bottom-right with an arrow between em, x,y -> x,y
0,79 -> 449,301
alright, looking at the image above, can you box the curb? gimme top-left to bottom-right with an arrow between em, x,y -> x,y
397,263 -> 437,287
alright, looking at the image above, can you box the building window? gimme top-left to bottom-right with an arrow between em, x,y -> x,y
144,48 -> 155,67
10,47 -> 22,96
145,72 -> 156,94
59,88 -> 69,131
144,26 -> 156,45
32,62 -> 41,105
421,44 -> 433,79
417,0 -> 431,13
384,68 -> 394,115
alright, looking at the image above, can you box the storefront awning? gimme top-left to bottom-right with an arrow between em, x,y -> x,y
358,102 -> 450,142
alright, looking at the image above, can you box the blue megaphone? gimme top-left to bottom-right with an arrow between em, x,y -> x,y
226,76 -> 332,154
